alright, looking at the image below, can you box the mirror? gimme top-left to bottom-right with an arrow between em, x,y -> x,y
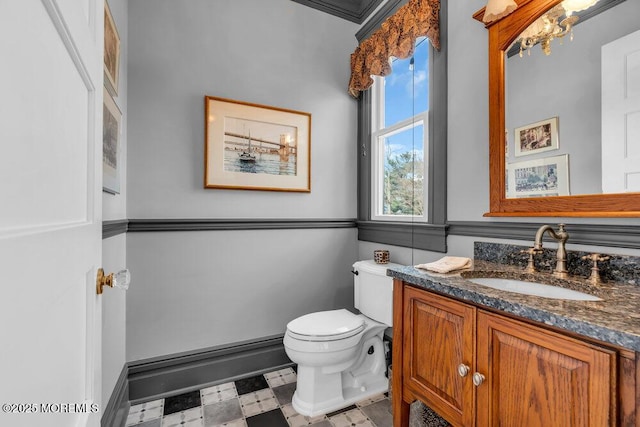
506,0 -> 639,198
474,0 -> 640,216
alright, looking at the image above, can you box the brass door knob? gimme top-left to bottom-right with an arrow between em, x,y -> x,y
96,268 -> 131,295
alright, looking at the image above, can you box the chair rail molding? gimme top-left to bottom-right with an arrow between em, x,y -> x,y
126,218 -> 357,232
448,221 -> 640,250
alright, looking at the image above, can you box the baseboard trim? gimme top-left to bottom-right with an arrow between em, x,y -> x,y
127,335 -> 291,403
101,364 -> 130,427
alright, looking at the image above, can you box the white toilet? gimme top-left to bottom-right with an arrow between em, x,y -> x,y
283,260 -> 400,417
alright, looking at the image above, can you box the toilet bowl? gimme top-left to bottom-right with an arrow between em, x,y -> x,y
283,260 -> 400,417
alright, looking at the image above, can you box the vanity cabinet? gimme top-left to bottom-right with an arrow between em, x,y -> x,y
400,286 -> 475,426
392,282 -> 634,426
476,311 -> 614,426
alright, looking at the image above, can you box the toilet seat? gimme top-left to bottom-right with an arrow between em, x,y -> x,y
286,309 -> 365,342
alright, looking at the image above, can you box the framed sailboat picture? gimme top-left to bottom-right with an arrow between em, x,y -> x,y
204,96 -> 311,192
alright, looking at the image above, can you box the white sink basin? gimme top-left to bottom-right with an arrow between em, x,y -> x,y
466,277 -> 602,301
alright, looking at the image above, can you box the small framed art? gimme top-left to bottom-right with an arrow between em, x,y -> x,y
507,154 -> 569,198
204,96 -> 311,192
104,0 -> 120,96
103,87 -> 121,194
514,117 -> 559,157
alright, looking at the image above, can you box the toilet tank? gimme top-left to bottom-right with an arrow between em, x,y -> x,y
353,260 -> 402,327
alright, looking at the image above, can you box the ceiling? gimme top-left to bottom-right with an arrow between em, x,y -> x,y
291,0 -> 385,24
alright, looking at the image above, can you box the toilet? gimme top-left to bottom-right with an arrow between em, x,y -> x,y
283,260 -> 400,417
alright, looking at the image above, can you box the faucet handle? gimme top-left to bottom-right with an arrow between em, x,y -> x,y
581,253 -> 609,285
520,247 -> 541,273
520,247 -> 542,255
581,253 -> 610,263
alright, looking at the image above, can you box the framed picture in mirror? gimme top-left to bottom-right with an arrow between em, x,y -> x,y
507,154 -> 569,198
514,117 -> 558,157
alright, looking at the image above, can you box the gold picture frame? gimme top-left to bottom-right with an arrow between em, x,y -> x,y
104,0 -> 120,96
103,87 -> 122,194
204,96 -> 311,192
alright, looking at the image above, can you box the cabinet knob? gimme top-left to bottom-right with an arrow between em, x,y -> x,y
472,372 -> 485,386
457,364 -> 470,377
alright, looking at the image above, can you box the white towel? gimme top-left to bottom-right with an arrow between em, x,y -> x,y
415,256 -> 472,274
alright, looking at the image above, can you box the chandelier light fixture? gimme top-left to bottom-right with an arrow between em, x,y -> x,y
516,0 -> 600,56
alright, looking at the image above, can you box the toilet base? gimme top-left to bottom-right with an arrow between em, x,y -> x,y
291,371 -> 388,418
290,332 -> 389,418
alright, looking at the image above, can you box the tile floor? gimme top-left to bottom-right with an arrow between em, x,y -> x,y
125,367 -> 450,427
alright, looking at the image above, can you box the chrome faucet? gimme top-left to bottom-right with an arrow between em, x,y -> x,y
533,224 -> 569,279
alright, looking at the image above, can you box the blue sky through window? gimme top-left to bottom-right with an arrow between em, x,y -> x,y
383,38 -> 428,160
384,38 -> 429,127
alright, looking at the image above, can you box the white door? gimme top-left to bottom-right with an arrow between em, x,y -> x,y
602,29 -> 640,193
0,1 -> 103,427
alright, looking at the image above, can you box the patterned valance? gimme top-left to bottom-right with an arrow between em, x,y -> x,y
348,0 -> 440,98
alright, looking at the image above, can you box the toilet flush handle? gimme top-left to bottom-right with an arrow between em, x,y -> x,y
351,270 -> 359,275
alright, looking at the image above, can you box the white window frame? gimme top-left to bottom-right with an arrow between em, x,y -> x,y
370,77 -> 429,222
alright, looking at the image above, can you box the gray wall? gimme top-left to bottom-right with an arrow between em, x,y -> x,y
102,0 -> 128,411
506,0 -> 640,195
127,229 -> 357,359
446,0 -> 492,221
126,0 -> 360,361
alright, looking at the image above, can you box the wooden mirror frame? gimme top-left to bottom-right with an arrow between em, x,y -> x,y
473,0 -> 640,217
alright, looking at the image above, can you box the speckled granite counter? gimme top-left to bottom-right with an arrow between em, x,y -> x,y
387,260 -> 640,352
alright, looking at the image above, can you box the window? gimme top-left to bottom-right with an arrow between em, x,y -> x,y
371,38 -> 429,222
356,2 -> 447,252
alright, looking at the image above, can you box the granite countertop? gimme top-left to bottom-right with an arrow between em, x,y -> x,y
387,260 -> 640,352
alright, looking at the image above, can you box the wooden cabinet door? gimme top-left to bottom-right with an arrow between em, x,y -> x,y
403,287 -> 476,426
476,311 -> 616,427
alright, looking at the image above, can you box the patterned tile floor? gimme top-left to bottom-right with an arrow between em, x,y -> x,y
125,367 -> 450,427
